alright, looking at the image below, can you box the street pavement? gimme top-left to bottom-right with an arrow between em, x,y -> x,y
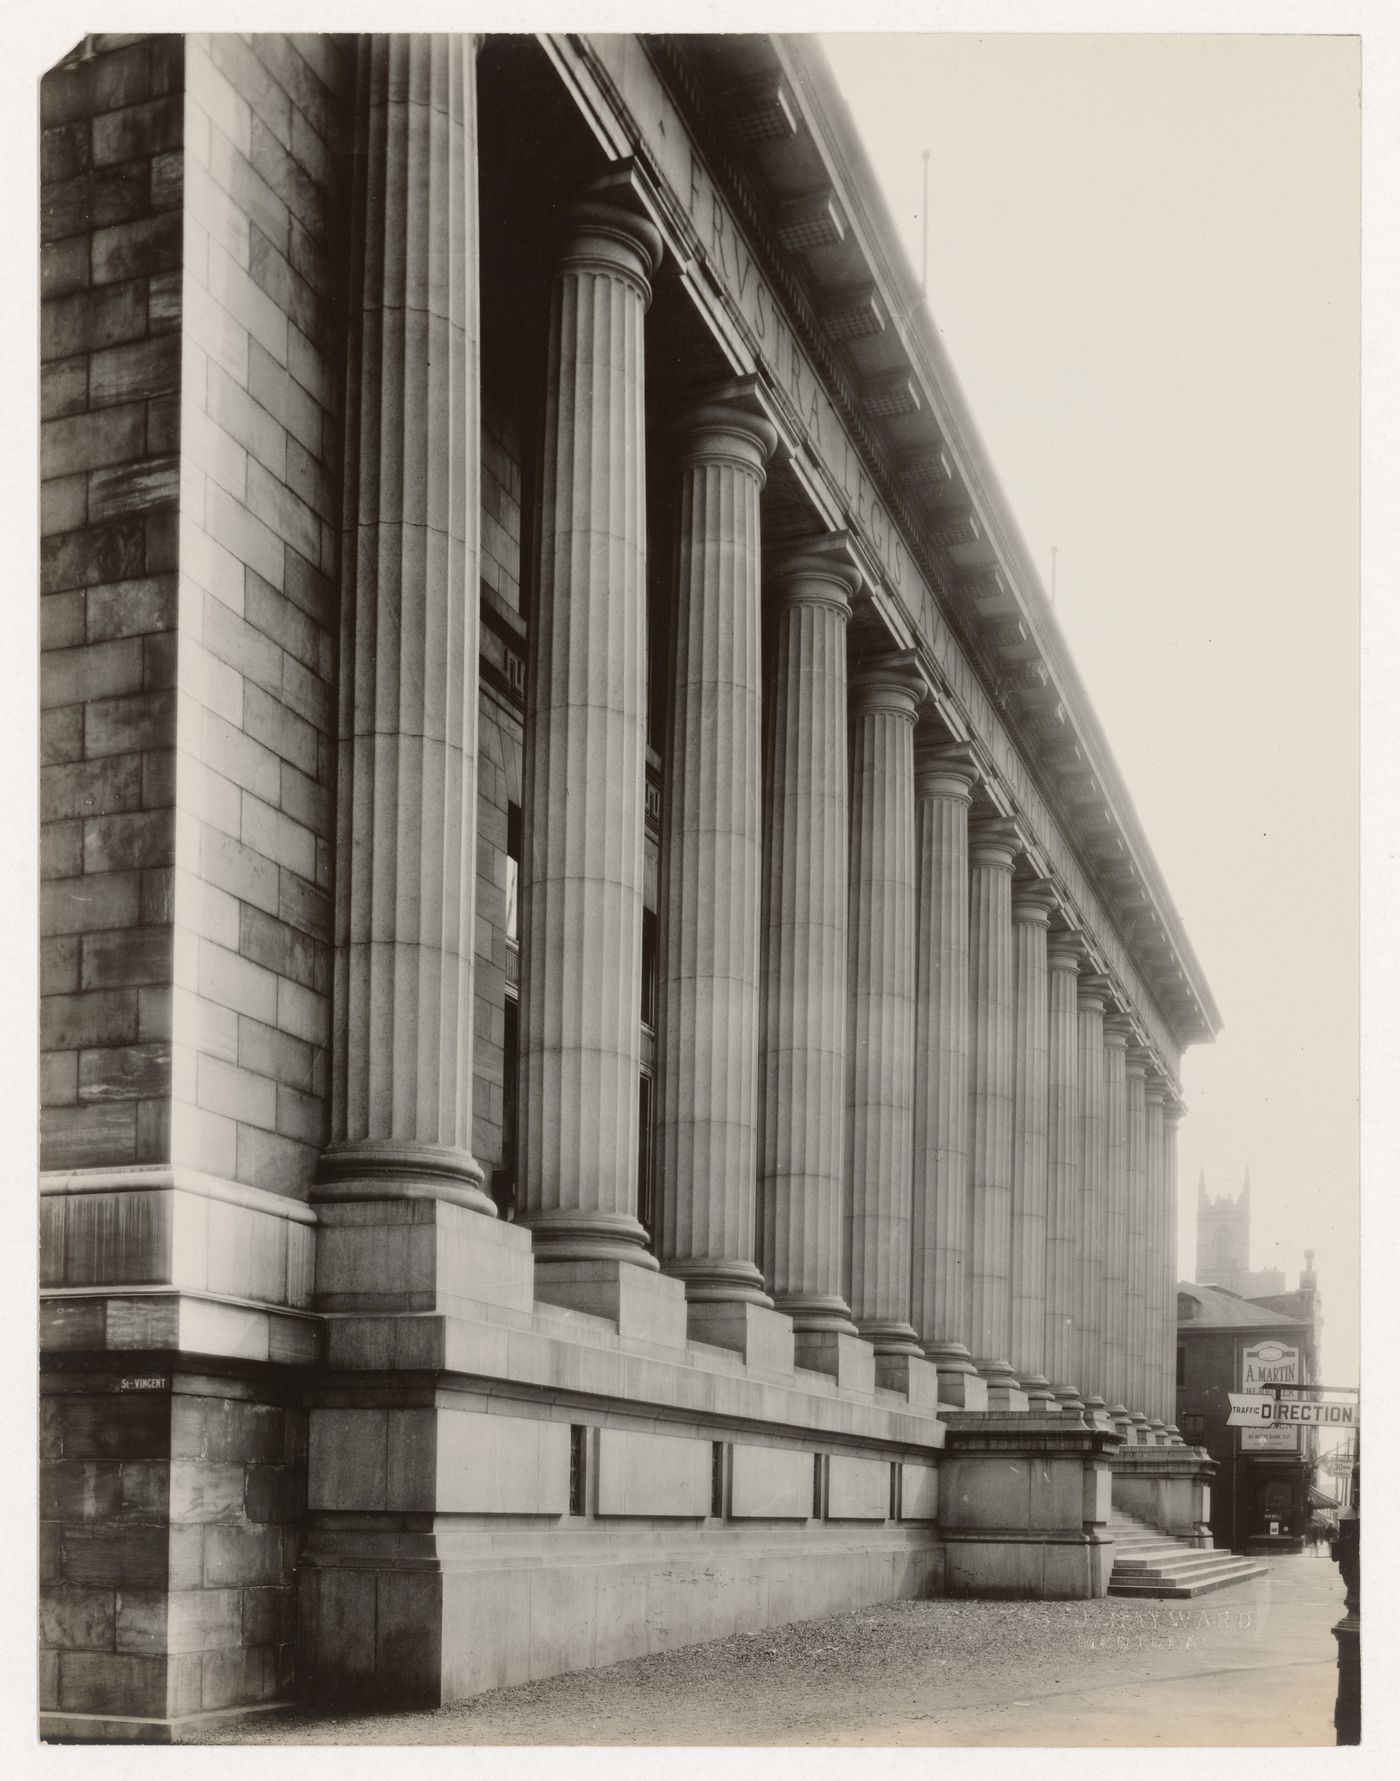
207,1551 -> 1346,1748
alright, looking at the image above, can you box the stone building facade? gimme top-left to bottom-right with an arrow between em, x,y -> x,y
38,31 -> 1220,1741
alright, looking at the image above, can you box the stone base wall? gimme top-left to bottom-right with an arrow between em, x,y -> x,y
39,1362 -> 305,1743
301,1524 -> 940,1707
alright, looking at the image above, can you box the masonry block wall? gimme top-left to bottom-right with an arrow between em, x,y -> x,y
41,1372 -> 305,1727
172,32 -> 351,1196
40,34 -> 185,1176
39,31 -> 351,1736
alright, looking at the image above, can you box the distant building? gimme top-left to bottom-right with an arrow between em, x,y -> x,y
1176,1255 -> 1322,1554
1195,1168 -> 1286,1296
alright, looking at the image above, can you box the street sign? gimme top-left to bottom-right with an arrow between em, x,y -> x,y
1227,1393 -> 1358,1429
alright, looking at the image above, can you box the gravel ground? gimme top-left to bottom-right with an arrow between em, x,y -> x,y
206,1557 -> 1342,1747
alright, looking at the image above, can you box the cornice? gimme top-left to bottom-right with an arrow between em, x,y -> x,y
637,31 -> 1217,1054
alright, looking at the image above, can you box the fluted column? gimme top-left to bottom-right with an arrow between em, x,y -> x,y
518,180 -> 664,1265
845,653 -> 924,1355
655,395 -> 777,1304
910,742 -> 981,1399
1163,1097 -> 1186,1427
759,553 -> 861,1335
320,33 -> 492,1215
1101,1011 -> 1131,1412
1009,880 -> 1056,1407
1075,973 -> 1109,1405
966,817 -> 1020,1394
1044,927 -> 1085,1407
1144,1073 -> 1168,1423
1125,1044 -> 1150,1425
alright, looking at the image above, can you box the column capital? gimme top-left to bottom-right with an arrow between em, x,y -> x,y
1125,1043 -> 1152,1079
849,648 -> 926,721
1077,970 -> 1112,1014
559,175 -> 664,300
1163,1098 -> 1188,1127
967,814 -> 1019,873
1010,876 -> 1058,925
672,383 -> 779,481
1102,1010 -> 1134,1048
913,738 -> 979,803
1045,925 -> 1087,972
767,543 -> 860,614
1144,1072 -> 1169,1105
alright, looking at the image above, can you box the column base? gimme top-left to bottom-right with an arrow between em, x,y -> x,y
792,1328 -> 875,1391
663,1257 -> 772,1307
774,1292 -> 859,1338
976,1358 -> 1028,1412
515,1209 -> 659,1268
1148,1418 -> 1170,1446
1110,1404 -> 1134,1440
686,1300 -> 794,1372
874,1352 -> 942,1407
1129,1411 -> 1153,1444
1021,1372 -> 1059,1412
316,1138 -> 495,1217
923,1342 -> 987,1410
1081,1395 -> 1116,1431
857,1318 -> 923,1358
1052,1382 -> 1086,1412
533,1259 -> 688,1348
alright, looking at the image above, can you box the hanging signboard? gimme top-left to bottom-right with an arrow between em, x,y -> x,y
1239,1339 -> 1301,1451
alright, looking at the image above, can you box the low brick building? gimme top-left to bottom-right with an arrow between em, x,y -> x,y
1175,1267 -> 1321,1555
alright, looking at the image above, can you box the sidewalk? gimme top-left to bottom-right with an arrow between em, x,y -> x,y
207,1553 -> 1345,1748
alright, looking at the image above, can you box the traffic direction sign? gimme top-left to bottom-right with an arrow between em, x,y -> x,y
1226,1393 -> 1358,1429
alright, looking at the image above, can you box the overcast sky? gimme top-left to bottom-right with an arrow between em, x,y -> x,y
821,32 -> 1361,1382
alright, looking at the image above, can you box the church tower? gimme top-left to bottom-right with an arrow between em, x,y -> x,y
1196,1167 -> 1252,1292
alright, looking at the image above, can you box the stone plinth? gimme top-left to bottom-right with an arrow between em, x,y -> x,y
655,391 -> 777,1308
910,742 -> 981,1399
844,653 -> 924,1355
518,179 -> 664,1268
1110,1442 -> 1217,1547
940,1412 -> 1124,1599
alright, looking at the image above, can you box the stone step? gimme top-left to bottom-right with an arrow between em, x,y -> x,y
1114,1550 -> 1238,1577
1109,1559 -> 1269,1599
